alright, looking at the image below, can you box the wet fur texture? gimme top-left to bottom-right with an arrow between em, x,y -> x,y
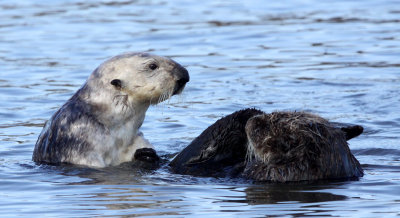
170,109 -> 363,182
243,112 -> 363,182
169,108 -> 264,177
33,52 -> 189,167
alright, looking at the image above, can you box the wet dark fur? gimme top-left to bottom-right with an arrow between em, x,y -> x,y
169,108 -> 264,177
133,148 -> 160,170
243,112 -> 363,182
170,108 -> 363,182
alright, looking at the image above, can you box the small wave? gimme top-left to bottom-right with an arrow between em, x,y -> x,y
354,148 -> 400,156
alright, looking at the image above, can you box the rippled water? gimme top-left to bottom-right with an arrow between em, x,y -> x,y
1,0 -> 400,216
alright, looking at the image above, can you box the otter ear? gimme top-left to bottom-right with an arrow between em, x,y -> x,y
110,79 -> 122,90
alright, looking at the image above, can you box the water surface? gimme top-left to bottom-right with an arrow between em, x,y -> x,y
1,0 -> 400,217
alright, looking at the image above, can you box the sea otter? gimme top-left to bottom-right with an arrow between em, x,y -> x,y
33,52 -> 189,167
170,109 -> 363,182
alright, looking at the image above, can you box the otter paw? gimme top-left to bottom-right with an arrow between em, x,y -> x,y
133,148 -> 160,169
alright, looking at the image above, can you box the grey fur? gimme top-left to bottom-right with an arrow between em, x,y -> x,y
33,52 -> 189,166
33,87 -> 100,163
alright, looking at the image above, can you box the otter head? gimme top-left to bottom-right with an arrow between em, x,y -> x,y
245,112 -> 306,164
90,52 -> 189,106
245,112 -> 332,165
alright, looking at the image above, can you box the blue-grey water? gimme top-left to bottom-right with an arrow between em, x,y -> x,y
1,0 -> 400,217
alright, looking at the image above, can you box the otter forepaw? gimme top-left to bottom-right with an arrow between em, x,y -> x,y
133,148 -> 160,169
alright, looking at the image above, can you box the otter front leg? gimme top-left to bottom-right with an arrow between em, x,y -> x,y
132,131 -> 155,150
131,132 -> 160,169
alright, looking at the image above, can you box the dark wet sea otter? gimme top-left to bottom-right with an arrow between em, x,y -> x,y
170,108 -> 363,182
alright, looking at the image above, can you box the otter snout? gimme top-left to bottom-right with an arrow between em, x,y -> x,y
173,65 -> 190,95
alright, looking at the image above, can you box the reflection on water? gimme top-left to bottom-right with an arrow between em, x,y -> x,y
244,183 -> 347,204
1,0 -> 400,216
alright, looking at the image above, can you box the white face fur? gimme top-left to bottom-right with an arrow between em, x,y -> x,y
77,52 -> 189,129
81,53 -> 187,166
90,53 -> 185,105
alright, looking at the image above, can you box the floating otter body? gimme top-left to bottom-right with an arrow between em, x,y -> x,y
170,109 -> 363,182
33,52 -> 189,167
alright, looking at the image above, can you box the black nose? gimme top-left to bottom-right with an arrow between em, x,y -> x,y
173,65 -> 189,95
178,66 -> 189,83
177,77 -> 188,88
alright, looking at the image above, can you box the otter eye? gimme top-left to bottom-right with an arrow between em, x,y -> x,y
110,79 -> 122,89
148,63 -> 158,70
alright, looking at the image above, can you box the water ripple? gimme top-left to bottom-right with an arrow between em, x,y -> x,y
0,0 -> 399,216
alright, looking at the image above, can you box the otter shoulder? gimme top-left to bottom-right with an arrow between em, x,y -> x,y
169,108 -> 264,177
33,92 -> 105,164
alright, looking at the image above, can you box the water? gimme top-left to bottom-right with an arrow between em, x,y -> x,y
1,0 -> 399,216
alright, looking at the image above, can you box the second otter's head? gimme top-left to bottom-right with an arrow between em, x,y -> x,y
245,112 -> 331,165
89,52 -> 189,105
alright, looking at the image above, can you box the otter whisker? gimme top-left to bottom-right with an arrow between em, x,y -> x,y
158,92 -> 165,104
157,87 -> 174,105
245,141 -> 255,162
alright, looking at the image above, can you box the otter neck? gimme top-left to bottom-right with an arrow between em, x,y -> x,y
80,83 -> 150,128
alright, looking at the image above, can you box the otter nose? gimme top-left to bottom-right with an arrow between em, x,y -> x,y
175,65 -> 189,87
173,65 -> 190,95
177,77 -> 188,89
176,66 -> 189,83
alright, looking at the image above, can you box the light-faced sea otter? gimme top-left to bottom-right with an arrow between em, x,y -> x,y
33,52 -> 189,167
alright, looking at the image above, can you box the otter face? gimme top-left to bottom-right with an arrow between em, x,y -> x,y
94,52 -> 189,105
